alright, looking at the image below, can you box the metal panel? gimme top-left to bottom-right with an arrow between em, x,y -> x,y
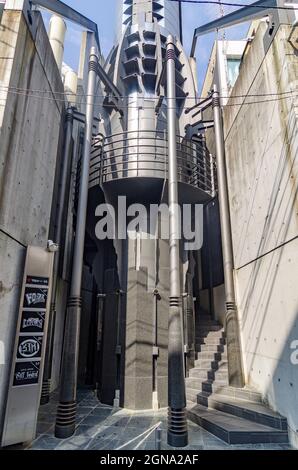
1,246 -> 54,447
190,0 -> 278,56
30,0 -> 100,50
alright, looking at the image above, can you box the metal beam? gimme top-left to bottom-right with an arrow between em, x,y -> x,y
185,121 -> 214,139
96,60 -> 122,103
31,0 -> 100,50
190,0 -> 278,56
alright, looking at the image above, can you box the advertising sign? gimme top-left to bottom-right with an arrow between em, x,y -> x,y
1,246 -> 54,447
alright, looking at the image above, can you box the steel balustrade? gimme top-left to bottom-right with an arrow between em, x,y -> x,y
76,130 -> 217,197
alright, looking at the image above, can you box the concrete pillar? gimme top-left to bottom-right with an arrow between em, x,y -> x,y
48,15 -> 66,72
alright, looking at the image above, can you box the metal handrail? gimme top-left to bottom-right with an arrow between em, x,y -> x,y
75,130 -> 217,197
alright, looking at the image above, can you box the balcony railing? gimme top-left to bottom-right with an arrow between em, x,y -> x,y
76,130 -> 217,200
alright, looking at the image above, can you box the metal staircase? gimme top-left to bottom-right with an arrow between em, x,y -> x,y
186,313 -> 289,445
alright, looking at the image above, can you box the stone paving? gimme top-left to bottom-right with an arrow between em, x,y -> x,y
6,389 -> 292,451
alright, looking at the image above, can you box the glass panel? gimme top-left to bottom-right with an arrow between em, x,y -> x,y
0,2 -> 4,22
227,58 -> 241,87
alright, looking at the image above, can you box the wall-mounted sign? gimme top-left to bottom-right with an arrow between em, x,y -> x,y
26,276 -> 49,287
20,311 -> 46,334
16,335 -> 43,360
2,246 -> 55,447
13,362 -> 41,387
23,287 -> 48,309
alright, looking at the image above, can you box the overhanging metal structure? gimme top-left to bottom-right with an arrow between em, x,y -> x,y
190,0 -> 280,57
30,0 -> 100,50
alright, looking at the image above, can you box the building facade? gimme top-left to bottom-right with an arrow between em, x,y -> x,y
0,0 -> 297,449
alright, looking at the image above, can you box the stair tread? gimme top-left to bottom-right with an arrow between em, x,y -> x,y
188,404 -> 287,434
206,394 -> 286,420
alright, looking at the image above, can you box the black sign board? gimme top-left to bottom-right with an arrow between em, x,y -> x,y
26,276 -> 49,287
13,361 -> 41,387
23,287 -> 48,309
17,335 -> 43,360
20,311 -> 46,333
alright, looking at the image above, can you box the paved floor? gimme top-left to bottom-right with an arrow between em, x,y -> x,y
8,389 -> 292,451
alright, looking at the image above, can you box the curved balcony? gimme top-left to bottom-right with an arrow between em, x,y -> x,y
77,130 -> 216,205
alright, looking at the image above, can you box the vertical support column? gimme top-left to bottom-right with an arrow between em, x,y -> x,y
41,107 -> 74,405
55,46 -> 98,439
212,84 -> 244,388
166,35 -> 188,448
48,15 -> 66,73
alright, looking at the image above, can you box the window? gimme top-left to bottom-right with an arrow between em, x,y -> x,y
226,58 -> 242,88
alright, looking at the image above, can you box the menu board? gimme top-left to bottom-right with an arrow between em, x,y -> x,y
13,276 -> 49,388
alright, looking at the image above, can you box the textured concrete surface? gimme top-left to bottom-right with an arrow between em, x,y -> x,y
0,9 -> 64,437
4,389 -> 292,451
222,23 -> 298,445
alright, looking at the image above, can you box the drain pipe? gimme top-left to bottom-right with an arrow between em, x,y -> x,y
41,106 -> 74,405
55,45 -> 98,439
166,35 -> 188,448
212,84 -> 244,388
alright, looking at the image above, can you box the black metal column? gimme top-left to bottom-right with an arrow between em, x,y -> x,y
41,106 -> 74,405
55,46 -> 98,438
166,35 -> 188,448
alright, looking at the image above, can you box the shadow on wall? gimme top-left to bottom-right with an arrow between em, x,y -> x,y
234,96 -> 298,444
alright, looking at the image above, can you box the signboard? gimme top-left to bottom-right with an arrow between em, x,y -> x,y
13,362 -> 41,387
1,246 -> 54,447
23,286 -> 48,309
20,311 -> 46,334
16,335 -> 43,360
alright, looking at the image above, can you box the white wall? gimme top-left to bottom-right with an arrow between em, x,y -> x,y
223,22 -> 298,444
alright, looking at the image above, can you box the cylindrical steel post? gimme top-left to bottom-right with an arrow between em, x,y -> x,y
212,84 -> 244,388
41,106 -> 74,405
55,46 -> 98,438
166,35 -> 188,448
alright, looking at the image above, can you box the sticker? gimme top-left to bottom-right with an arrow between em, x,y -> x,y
20,311 -> 46,333
26,276 -> 49,287
23,287 -> 48,309
17,336 -> 43,359
13,361 -> 40,386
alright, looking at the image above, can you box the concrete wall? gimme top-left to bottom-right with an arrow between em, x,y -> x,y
0,9 -> 64,434
223,23 -> 298,445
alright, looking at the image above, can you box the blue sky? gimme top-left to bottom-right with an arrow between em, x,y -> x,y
43,0 -> 248,92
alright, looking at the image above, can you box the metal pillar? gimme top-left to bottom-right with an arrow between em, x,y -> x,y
166,35 -> 188,448
55,46 -> 98,438
41,106 -> 74,405
212,84 -> 244,388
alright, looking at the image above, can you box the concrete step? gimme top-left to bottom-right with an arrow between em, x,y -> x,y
196,336 -> 226,346
199,394 -> 288,431
198,384 -> 263,403
195,351 -> 224,361
197,325 -> 223,332
189,368 -> 228,382
196,343 -> 225,353
194,359 -> 222,369
186,378 -> 228,394
187,404 -> 289,445
189,368 -> 209,379
186,388 -> 199,403
196,330 -> 224,339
